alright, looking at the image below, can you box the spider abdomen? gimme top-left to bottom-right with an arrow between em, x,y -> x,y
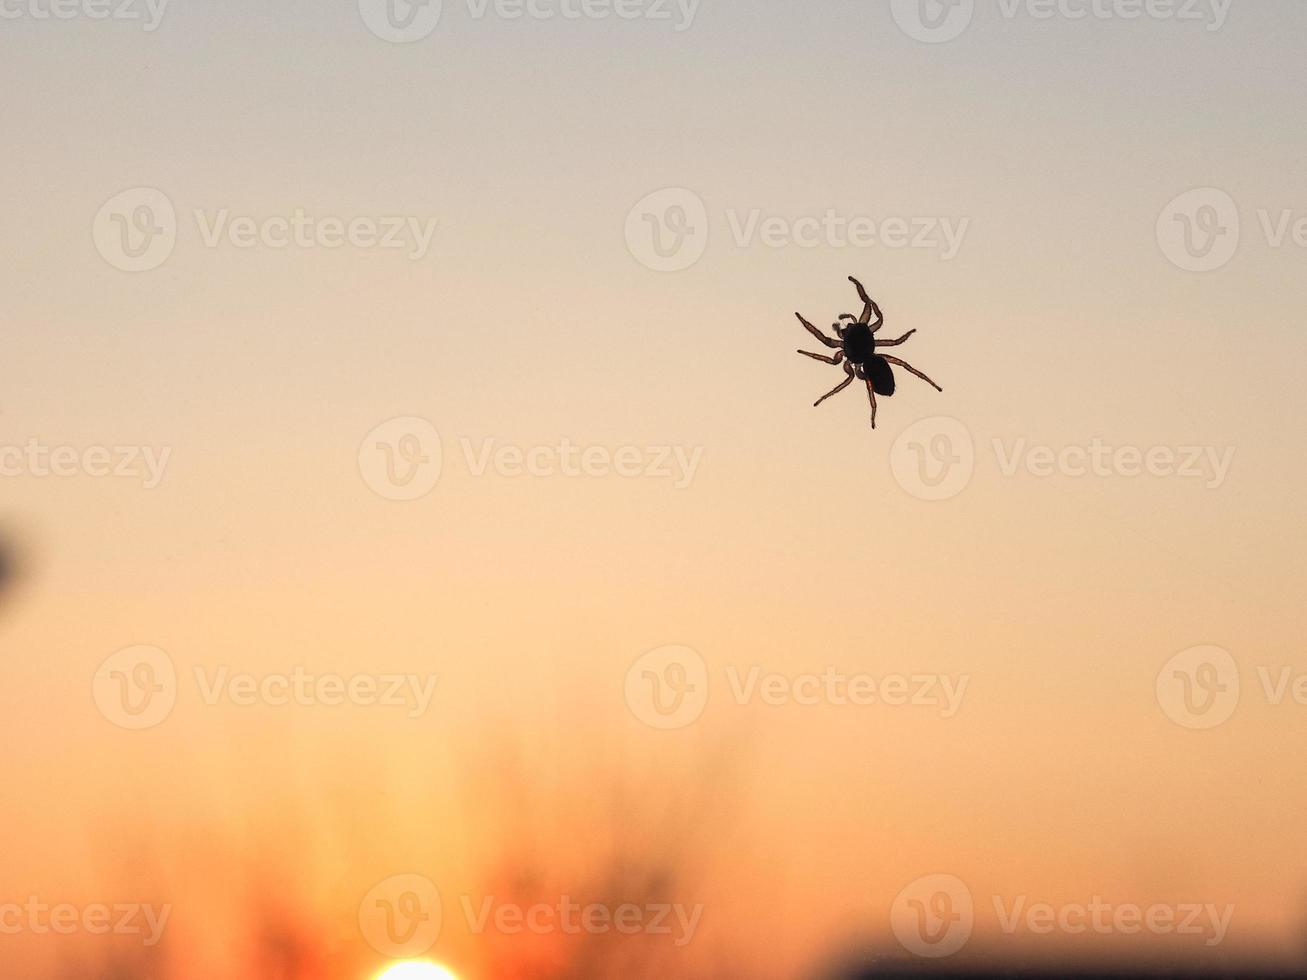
841,323 -> 875,364
863,355 -> 896,396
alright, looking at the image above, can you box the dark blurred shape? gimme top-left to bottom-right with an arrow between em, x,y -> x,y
0,525 -> 32,621
0,532 -> 17,604
822,957 -> 1307,980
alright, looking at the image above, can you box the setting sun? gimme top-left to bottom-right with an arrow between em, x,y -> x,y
374,963 -> 459,980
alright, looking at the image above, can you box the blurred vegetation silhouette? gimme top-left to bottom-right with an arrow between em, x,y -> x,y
58,716 -> 745,980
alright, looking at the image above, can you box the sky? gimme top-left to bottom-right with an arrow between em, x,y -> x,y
1,1 -> 1306,977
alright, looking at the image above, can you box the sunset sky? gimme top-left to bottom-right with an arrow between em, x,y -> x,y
2,1 -> 1306,977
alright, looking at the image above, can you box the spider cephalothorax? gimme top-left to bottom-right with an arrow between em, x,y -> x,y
795,276 -> 942,429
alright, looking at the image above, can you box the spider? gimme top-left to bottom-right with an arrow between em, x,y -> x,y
795,276 -> 942,428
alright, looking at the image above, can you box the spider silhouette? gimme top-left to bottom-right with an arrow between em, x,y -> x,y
795,276 -> 942,428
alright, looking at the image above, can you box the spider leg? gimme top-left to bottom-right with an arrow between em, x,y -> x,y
795,312 -> 842,349
813,362 -> 856,407
797,349 -> 844,365
864,379 -> 878,429
848,276 -> 885,330
874,330 -> 917,348
880,354 -> 942,392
